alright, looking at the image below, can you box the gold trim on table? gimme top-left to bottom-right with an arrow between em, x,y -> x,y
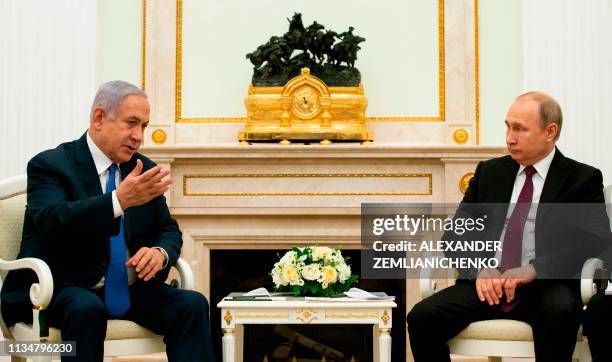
325,312 -> 378,319
296,308 -> 319,324
381,310 -> 390,325
224,310 -> 233,326
235,313 -> 289,319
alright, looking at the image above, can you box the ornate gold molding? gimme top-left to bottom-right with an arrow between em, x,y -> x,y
223,310 -> 232,326
183,173 -> 433,197
453,129 -> 469,144
151,129 -> 167,144
175,0 -> 183,123
174,0 -> 447,123
459,172 -> 475,194
141,0 -> 146,91
235,313 -> 289,319
381,310 -> 390,325
474,0 -> 480,144
437,0 -> 446,122
296,308 -> 318,324
325,312 -> 378,319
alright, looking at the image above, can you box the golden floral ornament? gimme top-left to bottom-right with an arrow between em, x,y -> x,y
224,310 -> 233,326
296,308 -> 319,324
151,129 -> 167,144
453,129 -> 469,144
381,310 -> 390,325
459,172 -> 475,194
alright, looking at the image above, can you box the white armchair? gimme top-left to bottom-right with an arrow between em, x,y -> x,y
418,258 -> 599,362
0,174 -> 195,361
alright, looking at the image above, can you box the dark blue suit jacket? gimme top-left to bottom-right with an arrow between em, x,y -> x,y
446,148 -> 611,281
1,133 -> 182,326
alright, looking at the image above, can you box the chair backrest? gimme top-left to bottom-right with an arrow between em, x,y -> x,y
0,175 -> 27,265
605,184 -> 612,228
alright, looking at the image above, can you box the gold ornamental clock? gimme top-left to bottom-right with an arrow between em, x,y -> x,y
292,86 -> 320,119
239,68 -> 372,144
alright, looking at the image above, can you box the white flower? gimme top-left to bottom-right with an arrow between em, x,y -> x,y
320,265 -> 338,285
271,267 -> 287,287
301,263 -> 321,281
329,250 -> 345,264
279,251 -> 296,265
336,263 -> 351,282
282,264 -> 301,285
312,246 -> 333,261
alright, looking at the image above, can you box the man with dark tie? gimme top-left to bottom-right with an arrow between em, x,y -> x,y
407,91 -> 609,362
0,80 -> 215,361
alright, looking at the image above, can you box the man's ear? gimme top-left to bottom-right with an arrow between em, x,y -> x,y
91,107 -> 105,130
546,123 -> 559,141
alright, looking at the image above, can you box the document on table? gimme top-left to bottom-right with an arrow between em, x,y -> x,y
305,288 -> 395,301
224,287 -> 289,301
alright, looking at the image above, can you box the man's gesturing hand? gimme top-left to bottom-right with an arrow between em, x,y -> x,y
126,247 -> 165,282
475,268 -> 503,305
116,160 -> 172,210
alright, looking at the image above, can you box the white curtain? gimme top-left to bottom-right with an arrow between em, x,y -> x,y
0,0 -> 97,179
523,0 -> 612,185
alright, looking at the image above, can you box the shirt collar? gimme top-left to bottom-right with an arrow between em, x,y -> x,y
86,131 -> 116,175
518,147 -> 556,179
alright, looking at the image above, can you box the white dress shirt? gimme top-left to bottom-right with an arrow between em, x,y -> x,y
86,132 -> 168,287
495,148 -> 556,266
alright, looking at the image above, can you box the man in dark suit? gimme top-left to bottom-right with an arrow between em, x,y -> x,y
407,91 -> 610,362
1,80 -> 215,361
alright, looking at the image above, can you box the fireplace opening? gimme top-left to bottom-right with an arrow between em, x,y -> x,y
211,249 -> 406,361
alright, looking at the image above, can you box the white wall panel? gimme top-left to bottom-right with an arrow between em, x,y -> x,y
181,0 -> 440,118
0,0 -> 97,179
523,0 -> 612,184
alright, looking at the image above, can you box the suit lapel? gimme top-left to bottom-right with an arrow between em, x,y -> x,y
74,133 -> 104,197
539,148 -> 569,203
498,156 -> 520,203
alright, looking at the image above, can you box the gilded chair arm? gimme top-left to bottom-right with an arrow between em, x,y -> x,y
173,257 -> 194,291
581,257 -> 604,305
0,257 -> 53,309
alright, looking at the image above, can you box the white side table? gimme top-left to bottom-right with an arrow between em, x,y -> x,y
217,295 -> 396,362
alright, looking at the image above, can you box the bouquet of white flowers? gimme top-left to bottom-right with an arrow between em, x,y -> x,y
270,246 -> 359,297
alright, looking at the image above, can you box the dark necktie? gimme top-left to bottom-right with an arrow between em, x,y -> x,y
104,164 -> 131,317
499,165 -> 536,312
500,165 -> 536,272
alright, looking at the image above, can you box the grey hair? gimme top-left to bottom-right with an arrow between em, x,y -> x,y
516,91 -> 563,141
90,80 -> 147,121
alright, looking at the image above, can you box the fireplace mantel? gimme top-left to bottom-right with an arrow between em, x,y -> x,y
141,143 -> 505,361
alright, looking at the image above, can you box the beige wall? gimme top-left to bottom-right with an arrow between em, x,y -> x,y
94,0 -> 524,146
479,0 -> 523,146
96,0 -> 142,87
